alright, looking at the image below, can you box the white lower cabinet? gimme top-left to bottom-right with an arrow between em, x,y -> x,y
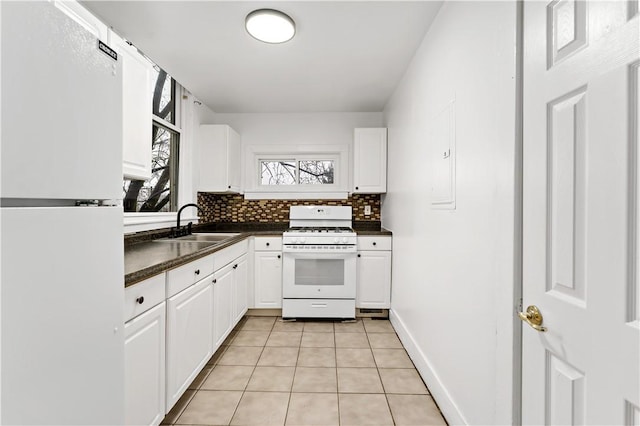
254,252 -> 282,308
123,238 -> 255,423
356,237 -> 392,309
212,262 -> 234,349
166,278 -> 213,412
124,302 -> 166,426
233,254 -> 249,323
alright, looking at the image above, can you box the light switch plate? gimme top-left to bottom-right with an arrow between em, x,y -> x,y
364,205 -> 372,215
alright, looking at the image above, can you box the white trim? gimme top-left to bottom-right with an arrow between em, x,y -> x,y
153,115 -> 181,134
243,192 -> 349,200
246,144 -> 349,193
389,309 -> 467,426
123,213 -> 199,234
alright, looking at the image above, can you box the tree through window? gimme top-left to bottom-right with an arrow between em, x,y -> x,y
260,160 -> 335,185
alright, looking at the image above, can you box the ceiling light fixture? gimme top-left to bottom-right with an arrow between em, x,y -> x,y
245,9 -> 295,44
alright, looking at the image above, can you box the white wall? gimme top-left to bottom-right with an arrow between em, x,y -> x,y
382,2 -> 517,425
210,112 -> 383,147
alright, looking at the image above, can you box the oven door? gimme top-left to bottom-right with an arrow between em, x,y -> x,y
282,251 -> 356,299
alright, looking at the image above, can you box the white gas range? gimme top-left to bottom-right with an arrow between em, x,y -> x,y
282,206 -> 357,319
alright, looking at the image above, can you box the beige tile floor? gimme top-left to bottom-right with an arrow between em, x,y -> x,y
162,316 -> 447,426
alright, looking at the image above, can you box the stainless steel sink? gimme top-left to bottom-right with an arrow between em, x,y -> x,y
155,233 -> 240,243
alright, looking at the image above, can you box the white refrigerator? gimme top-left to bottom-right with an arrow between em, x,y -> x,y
1,2 -> 124,424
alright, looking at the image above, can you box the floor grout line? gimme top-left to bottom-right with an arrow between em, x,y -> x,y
167,316 -> 448,426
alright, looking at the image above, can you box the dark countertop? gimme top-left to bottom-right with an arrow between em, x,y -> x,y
353,228 -> 393,236
125,233 -> 250,287
124,222 -> 392,288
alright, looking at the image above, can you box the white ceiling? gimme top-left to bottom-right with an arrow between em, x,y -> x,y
84,1 -> 443,113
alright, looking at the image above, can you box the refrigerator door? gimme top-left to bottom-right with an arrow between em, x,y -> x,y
1,1 -> 122,200
1,206 -> 124,424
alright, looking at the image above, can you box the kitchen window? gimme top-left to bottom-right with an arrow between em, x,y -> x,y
246,145 -> 348,199
123,67 -> 180,212
260,159 -> 336,186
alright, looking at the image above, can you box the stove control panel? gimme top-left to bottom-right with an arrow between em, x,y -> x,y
282,244 -> 357,253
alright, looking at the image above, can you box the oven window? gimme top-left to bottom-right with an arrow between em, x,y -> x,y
295,259 -> 345,286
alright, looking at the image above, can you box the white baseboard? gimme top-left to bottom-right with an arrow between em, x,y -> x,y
390,309 -> 468,426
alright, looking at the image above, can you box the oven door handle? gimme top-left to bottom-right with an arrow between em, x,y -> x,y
283,252 -> 356,260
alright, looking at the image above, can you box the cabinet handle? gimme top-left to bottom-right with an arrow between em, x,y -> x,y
228,185 -> 231,189
357,254 -> 361,257
373,242 -> 377,246
266,242 -> 270,246
195,269 -> 200,275
213,279 -> 217,284
277,255 -> 281,259
136,296 -> 144,304
233,264 -> 238,269
355,186 -> 359,190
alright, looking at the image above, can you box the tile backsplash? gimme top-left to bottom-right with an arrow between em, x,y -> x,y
197,193 -> 381,223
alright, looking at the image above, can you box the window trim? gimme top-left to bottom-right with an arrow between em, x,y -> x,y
259,156 -> 338,188
245,144 -> 349,199
123,75 -> 186,232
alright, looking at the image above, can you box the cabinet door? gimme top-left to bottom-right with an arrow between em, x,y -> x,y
353,128 -> 387,193
111,31 -> 153,180
254,252 -> 283,308
233,255 -> 249,323
199,124 -> 242,193
125,302 -> 166,426
227,127 -> 242,192
356,251 -> 392,308
166,279 -> 213,412
213,263 -> 234,348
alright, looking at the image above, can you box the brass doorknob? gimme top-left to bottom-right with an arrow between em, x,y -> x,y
518,305 -> 547,332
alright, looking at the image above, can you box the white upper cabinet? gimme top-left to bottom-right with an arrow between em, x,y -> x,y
353,128 -> 387,193
110,30 -> 153,181
199,125 -> 242,193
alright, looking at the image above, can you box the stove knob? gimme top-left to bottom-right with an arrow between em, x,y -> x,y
334,237 -> 339,243
342,237 -> 348,243
301,237 -> 306,243
294,238 -> 300,244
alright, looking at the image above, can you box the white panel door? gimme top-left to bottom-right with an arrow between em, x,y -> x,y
165,279 -> 213,412
233,255 -> 249,324
522,1 -> 639,424
356,251 -> 392,309
0,206 -> 124,424
213,263 -> 234,348
125,302 -> 165,426
254,252 -> 283,308
1,2 -> 122,200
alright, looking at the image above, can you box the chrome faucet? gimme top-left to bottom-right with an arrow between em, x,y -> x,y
171,203 -> 204,238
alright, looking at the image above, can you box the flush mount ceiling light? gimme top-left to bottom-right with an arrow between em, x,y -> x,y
245,9 -> 295,44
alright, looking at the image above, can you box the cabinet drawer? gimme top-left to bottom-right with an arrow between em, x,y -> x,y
254,237 -> 282,251
357,236 -> 392,251
283,299 -> 355,319
124,273 -> 166,323
215,240 -> 249,269
166,254 -> 214,298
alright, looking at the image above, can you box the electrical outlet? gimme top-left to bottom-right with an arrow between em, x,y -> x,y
364,205 -> 372,216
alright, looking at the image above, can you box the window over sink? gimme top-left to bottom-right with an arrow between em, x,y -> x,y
123,66 -> 180,212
